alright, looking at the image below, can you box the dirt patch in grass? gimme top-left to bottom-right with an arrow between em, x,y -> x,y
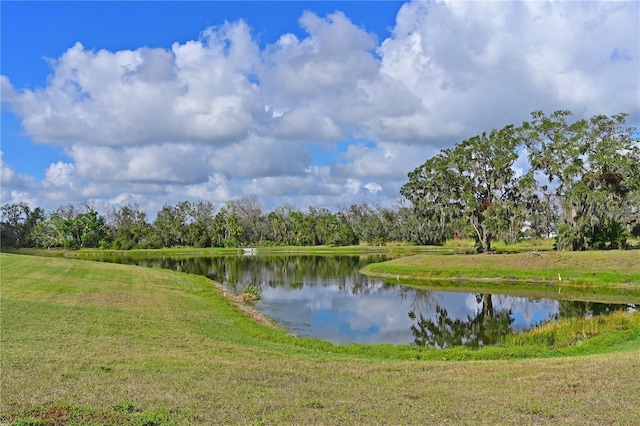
2,403 -> 127,425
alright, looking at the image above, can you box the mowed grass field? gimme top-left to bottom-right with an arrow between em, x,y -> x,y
363,250 -> 640,287
2,252 -> 640,425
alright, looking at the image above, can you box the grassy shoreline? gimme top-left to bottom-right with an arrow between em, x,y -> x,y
6,237 -> 557,259
362,250 -> 640,288
29,245 -> 640,303
2,252 -> 640,424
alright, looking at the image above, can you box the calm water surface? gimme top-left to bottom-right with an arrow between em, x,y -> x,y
98,254 -> 635,347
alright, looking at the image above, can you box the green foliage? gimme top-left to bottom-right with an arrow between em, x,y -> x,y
402,123 -> 523,252
109,204 -> 151,250
402,110 -> 639,251
0,203 -> 44,248
521,110 -> 640,250
316,209 -> 357,246
503,310 -> 640,349
267,204 -> 316,246
11,205 -> 110,249
68,211 -> 109,248
211,202 -> 243,248
239,284 -> 261,301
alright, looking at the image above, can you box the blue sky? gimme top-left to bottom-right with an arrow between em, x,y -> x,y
2,1 -> 638,216
1,1 -> 401,178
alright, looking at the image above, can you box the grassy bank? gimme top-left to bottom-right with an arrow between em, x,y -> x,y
2,253 -> 640,424
71,244 -> 451,257
362,250 -> 640,288
9,238 -> 556,259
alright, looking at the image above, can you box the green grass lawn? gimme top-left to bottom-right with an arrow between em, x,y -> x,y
2,252 -> 639,425
363,250 -> 640,287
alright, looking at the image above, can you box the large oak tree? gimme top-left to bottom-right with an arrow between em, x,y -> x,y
402,110 -> 639,251
520,110 -> 640,250
402,124 -> 522,252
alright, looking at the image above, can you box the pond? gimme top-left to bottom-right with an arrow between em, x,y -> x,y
95,254 -> 636,348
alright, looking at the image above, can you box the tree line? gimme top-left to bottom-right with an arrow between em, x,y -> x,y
0,198 -> 421,250
2,110 -> 639,251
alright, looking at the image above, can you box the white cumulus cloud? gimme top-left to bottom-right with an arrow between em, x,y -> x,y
1,0 -> 638,214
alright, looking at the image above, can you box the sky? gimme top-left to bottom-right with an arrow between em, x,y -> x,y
2,1 -> 639,218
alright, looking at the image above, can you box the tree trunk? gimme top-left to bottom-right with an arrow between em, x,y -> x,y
479,227 -> 492,253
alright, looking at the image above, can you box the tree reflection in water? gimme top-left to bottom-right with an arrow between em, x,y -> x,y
409,294 -> 513,348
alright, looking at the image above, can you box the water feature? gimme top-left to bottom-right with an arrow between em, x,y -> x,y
94,253 -> 636,347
